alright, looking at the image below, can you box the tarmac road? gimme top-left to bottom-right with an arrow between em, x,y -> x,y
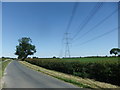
3,60 -> 79,88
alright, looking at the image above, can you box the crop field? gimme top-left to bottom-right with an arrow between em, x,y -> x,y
25,57 -> 120,86
44,57 -> 119,62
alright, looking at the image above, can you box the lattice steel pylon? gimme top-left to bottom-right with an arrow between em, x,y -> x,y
64,32 -> 71,58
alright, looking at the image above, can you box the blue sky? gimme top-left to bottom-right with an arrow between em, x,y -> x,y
2,2 -> 118,58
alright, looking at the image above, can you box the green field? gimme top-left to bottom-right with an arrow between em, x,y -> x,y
62,57 -> 119,63
29,57 -> 119,63
25,57 -> 120,86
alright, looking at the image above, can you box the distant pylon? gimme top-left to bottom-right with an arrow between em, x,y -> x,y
64,32 -> 71,58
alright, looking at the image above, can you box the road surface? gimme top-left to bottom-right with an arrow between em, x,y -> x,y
4,60 -> 79,88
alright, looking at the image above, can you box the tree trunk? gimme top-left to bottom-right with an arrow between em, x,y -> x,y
22,55 -> 28,61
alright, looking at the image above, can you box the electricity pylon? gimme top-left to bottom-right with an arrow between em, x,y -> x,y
64,32 -> 71,58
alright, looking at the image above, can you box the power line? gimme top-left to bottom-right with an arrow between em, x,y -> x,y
72,2 -> 103,40
73,6 -> 118,43
61,2 -> 78,58
118,1 -> 120,49
72,2 -> 103,39
74,27 -> 118,47
66,2 -> 78,33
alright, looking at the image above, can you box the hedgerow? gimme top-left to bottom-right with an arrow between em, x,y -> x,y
25,58 -> 120,86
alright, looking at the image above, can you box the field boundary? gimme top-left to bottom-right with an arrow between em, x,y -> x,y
19,61 -> 120,89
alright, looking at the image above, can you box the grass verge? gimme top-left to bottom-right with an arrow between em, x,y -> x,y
0,59 -> 12,89
20,61 -> 120,89
0,60 -> 12,78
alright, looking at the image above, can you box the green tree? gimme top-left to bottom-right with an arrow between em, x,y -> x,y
15,37 -> 36,61
110,48 -> 120,56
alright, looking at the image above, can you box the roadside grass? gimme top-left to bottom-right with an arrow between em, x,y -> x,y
0,58 -> 8,61
0,60 -> 12,78
20,61 -> 120,89
0,59 -> 12,89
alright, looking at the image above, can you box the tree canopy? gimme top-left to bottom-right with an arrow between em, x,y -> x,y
15,37 -> 36,60
110,48 -> 120,56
